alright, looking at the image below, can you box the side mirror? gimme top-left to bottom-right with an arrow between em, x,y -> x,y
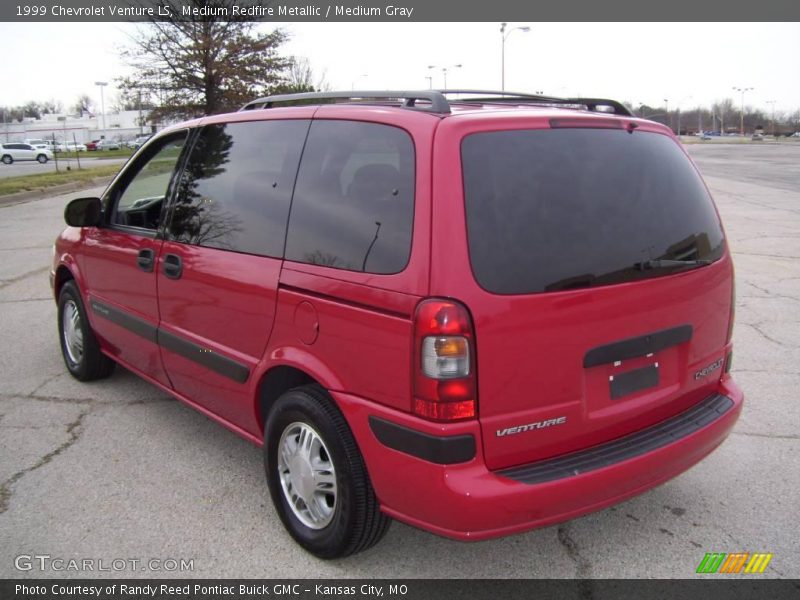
64,197 -> 102,227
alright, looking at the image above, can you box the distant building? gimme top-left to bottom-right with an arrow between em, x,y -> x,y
2,109 -> 159,144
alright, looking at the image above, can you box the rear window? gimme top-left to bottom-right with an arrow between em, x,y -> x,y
461,128 -> 725,294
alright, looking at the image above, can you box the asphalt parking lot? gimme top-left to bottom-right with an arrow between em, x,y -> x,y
0,156 -> 128,179
0,144 -> 798,578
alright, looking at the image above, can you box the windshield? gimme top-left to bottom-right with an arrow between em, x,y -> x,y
461,128 -> 725,294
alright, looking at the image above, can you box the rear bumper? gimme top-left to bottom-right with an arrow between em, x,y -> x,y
333,377 -> 743,541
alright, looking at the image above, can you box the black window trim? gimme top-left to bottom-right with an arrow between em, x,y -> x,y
101,128 -> 194,238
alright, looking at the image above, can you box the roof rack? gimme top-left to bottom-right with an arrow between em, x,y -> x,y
239,90 -> 633,117
441,90 -> 633,116
240,90 -> 451,114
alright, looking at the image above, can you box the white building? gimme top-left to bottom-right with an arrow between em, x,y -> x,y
2,109 -> 155,144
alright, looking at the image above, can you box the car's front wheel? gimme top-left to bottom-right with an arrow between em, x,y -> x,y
264,385 -> 390,558
37,154 -> 48,164
1,155 -> 12,164
57,280 -> 115,381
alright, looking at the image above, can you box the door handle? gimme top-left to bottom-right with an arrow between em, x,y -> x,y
163,253 -> 183,280
136,248 -> 154,272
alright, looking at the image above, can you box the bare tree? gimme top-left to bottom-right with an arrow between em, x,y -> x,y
117,1 -> 291,121
275,57 -> 330,93
41,99 -> 63,114
72,94 -> 93,115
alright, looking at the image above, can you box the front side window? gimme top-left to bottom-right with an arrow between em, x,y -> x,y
168,119 -> 309,257
110,133 -> 187,231
284,120 -> 415,274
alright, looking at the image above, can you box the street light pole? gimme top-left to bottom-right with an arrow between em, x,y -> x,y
500,23 -> 530,91
663,98 -> 670,132
350,74 -> 368,91
766,100 -> 776,136
95,81 -> 108,137
427,64 -> 461,90
732,86 -> 753,137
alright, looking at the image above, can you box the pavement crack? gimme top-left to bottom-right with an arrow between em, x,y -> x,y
0,297 -> 53,304
0,245 -> 52,252
743,281 -> 800,305
741,322 -> 795,348
122,397 -> 174,406
0,393 -> 96,405
557,524 -> 593,596
0,265 -> 49,289
731,251 -> 800,261
732,431 -> 800,441
30,373 -> 66,396
0,408 -> 91,514
733,368 -> 800,376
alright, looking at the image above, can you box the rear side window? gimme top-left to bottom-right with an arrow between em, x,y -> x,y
285,120 -> 415,274
461,128 -> 725,294
169,119 -> 309,258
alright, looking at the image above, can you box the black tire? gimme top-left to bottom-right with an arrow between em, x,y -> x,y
36,154 -> 48,164
57,280 -> 115,381
264,385 -> 390,558
2,155 -> 12,165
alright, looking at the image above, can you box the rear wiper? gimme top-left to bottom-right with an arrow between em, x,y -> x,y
637,259 -> 711,270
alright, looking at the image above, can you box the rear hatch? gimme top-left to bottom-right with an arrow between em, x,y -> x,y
455,121 -> 732,470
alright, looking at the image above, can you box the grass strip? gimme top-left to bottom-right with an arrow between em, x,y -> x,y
0,164 -> 121,196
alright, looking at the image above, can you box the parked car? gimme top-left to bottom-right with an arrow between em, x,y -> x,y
86,140 -> 101,151
128,134 -> 152,149
1,142 -> 53,164
65,142 -> 87,152
24,138 -> 51,149
95,139 -> 121,151
52,90 -> 743,559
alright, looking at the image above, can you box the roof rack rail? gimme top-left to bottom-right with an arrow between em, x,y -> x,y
239,89 -> 633,117
240,90 -> 450,114
440,90 -> 633,116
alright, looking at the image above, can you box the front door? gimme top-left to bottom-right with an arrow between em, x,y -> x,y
82,132 -> 189,386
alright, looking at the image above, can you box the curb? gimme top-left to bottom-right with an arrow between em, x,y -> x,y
0,176 -> 114,207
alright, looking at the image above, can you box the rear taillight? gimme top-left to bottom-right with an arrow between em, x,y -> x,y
413,299 -> 476,421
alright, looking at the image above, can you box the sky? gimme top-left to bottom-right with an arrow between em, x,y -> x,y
1,22 -> 798,115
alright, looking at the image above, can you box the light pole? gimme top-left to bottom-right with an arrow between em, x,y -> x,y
351,74 -> 368,91
95,81 -> 107,137
675,96 -> 692,137
732,86 -> 753,136
766,100 -> 776,136
425,76 -> 433,89
500,23 -> 530,91
427,64 -> 462,89
663,98 -> 670,132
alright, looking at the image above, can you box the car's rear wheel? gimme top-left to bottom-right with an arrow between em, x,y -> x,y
264,385 -> 390,558
2,155 -> 12,164
36,154 -> 48,164
57,280 -> 115,381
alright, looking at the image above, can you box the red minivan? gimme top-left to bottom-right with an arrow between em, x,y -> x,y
52,91 -> 743,558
